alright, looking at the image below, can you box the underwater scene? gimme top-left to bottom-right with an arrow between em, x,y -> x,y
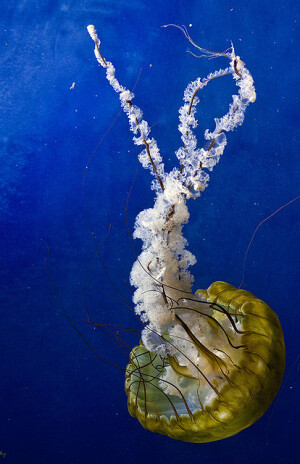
0,0 -> 299,463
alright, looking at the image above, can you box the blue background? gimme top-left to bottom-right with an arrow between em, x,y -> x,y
0,1 -> 299,463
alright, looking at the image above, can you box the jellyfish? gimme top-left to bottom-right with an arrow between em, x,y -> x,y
87,25 -> 285,443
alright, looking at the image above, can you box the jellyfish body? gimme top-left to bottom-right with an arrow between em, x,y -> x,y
87,25 -> 285,442
125,282 -> 285,442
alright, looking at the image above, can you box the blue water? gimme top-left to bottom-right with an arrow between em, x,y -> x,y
1,1 -> 299,463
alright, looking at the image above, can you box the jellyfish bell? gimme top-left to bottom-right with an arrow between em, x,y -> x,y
86,24 -> 285,442
125,282 -> 285,442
